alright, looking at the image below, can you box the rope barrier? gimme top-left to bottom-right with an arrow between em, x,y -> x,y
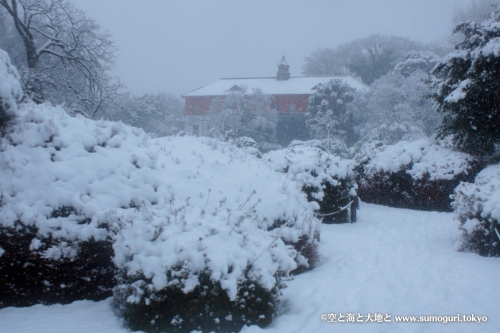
315,200 -> 353,217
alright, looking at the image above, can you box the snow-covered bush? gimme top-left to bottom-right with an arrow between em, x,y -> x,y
264,140 -> 358,224
112,137 -> 320,333
355,138 -> 482,211
0,102 -> 145,306
454,165 -> 500,257
234,136 -> 262,158
0,101 -> 320,331
0,49 -> 23,122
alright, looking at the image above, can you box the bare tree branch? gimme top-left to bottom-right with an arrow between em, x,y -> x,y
0,0 -> 121,117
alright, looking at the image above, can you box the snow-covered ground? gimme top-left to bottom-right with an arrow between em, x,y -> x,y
2,202 -> 499,333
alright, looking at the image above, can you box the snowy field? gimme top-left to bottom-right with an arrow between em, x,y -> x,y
2,202 -> 499,333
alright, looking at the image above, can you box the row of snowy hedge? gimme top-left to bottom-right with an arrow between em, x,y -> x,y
0,100 -> 323,332
353,138 -> 481,211
351,138 -> 500,257
0,50 -> 371,332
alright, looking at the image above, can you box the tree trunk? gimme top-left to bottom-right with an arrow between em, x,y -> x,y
1,0 -> 44,103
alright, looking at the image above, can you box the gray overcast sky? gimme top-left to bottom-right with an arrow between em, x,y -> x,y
71,0 -> 470,97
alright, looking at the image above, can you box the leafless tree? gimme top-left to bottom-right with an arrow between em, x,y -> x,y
302,35 -> 424,85
116,92 -> 185,137
207,88 -> 278,143
0,0 -> 121,118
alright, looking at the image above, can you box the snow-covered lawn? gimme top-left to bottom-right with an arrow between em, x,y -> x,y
2,202 -> 499,333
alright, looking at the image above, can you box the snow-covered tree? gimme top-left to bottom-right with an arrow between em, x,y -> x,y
431,9 -> 500,158
353,70 -> 439,146
448,0 -> 500,46
0,0 -> 120,118
394,50 -> 441,77
207,87 -> 278,143
452,0 -> 500,26
302,35 -> 424,85
306,79 -> 356,150
301,47 -> 347,76
117,92 -> 184,137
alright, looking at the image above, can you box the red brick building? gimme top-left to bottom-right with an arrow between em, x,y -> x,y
182,57 -> 368,136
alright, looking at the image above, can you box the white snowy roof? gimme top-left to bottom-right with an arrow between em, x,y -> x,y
182,75 -> 369,97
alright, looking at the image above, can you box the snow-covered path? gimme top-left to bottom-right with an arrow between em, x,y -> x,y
245,202 -> 500,333
2,202 -> 500,333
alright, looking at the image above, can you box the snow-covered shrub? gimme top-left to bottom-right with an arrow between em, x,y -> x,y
0,49 -> 23,123
355,138 -> 482,211
234,136 -> 262,158
0,225 -> 114,307
289,138 -> 349,158
454,165 -> 500,257
264,140 -> 358,224
112,136 -> 319,333
0,101 -> 320,330
0,102 -> 152,306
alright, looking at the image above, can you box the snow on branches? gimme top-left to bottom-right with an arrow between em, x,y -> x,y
307,79 -> 356,148
431,9 -> 500,157
453,164 -> 500,257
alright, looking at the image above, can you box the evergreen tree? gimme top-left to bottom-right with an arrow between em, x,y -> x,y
431,9 -> 500,158
306,79 -> 356,149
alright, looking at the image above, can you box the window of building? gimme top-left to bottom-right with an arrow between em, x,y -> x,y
289,103 -> 297,113
193,104 -> 199,115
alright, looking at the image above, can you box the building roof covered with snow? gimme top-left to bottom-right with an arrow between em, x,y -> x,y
182,75 -> 369,97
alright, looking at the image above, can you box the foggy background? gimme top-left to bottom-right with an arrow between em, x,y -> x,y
70,0 -> 471,96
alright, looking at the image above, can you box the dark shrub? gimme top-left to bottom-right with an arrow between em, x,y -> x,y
114,269 -> 282,333
355,139 -> 482,212
0,220 -> 114,308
